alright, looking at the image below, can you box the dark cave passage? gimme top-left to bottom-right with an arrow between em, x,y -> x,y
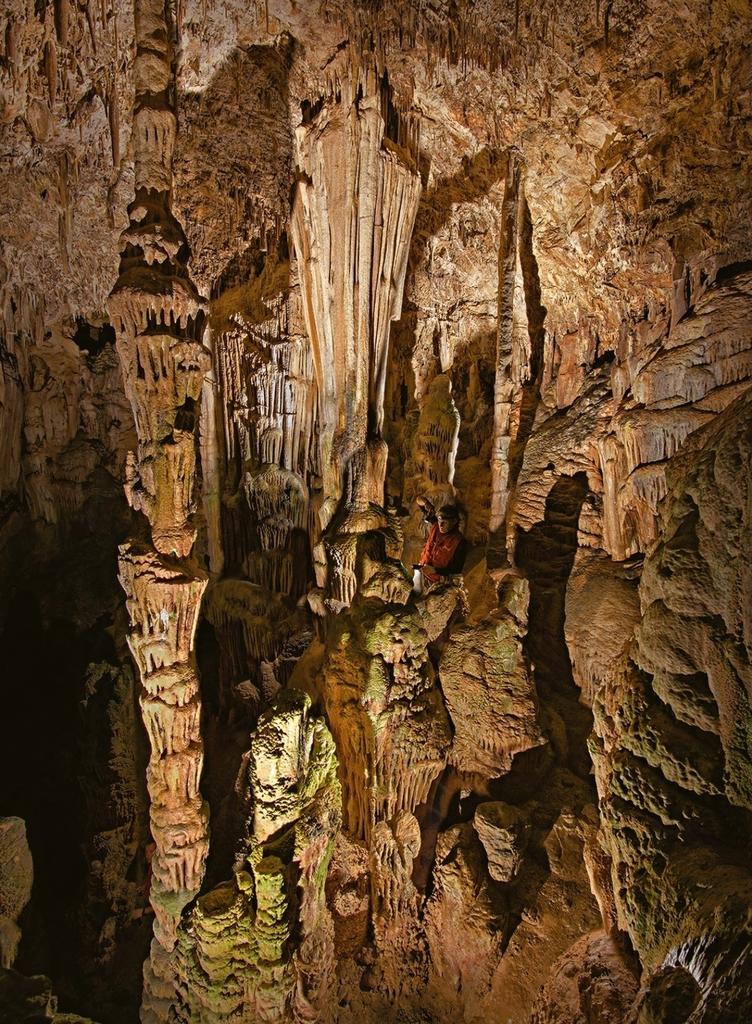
0,590 -> 151,1022
515,473 -> 594,778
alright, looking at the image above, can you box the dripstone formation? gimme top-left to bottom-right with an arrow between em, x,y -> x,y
1,2 -> 750,1023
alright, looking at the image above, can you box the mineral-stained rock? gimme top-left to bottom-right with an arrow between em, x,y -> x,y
162,687 -> 341,1024
481,805 -> 604,1024
439,577 -> 545,778
424,822 -> 509,1013
530,930 -> 639,1024
0,817 -> 33,968
326,833 -> 371,957
473,801 -> 530,883
313,593 -> 456,841
590,389 -> 752,1020
565,550 -> 641,708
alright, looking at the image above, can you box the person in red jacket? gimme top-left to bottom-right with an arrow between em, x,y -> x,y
414,496 -> 468,589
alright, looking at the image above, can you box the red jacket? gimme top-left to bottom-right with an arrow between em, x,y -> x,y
419,524 -> 467,583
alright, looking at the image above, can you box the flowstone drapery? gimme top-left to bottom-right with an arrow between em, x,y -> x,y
291,69 -> 421,603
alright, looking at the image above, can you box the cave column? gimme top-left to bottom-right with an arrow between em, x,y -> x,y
290,72 -> 422,526
489,151 -> 546,560
490,152 -> 525,540
107,0 -> 210,975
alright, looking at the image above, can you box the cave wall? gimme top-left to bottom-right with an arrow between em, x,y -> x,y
1,1 -> 751,1022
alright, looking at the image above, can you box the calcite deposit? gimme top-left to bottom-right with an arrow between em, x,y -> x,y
1,1 -> 751,1023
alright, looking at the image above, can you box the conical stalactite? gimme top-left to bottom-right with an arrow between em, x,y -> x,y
107,0 -> 212,1016
290,66 -> 422,597
489,151 -> 546,561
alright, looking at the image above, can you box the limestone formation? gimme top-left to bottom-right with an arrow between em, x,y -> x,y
440,577 -> 545,778
473,801 -> 530,883
166,688 -> 341,1024
1,1 -> 751,1022
107,0 -> 212,1009
291,69 -> 422,519
0,817 -> 32,969
530,930 -> 639,1024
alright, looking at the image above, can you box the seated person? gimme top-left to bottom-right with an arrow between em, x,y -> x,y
414,496 -> 468,587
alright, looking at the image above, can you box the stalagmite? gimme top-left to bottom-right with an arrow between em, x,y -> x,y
165,688 -> 342,1024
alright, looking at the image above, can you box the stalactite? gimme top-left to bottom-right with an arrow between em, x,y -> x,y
44,39 -> 57,105
291,66 -> 421,518
56,0 -> 69,48
5,20 -> 18,72
85,0 -> 97,53
108,78 -> 120,169
489,151 -> 525,541
488,152 -> 546,562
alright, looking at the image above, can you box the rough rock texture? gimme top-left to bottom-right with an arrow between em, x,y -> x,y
530,930 -> 639,1024
0,967 -> 100,1023
582,390 -> 752,1023
1,1 -> 751,1022
0,817 -> 33,969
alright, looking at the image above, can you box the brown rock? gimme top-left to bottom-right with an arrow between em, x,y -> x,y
0,818 -> 33,968
472,801 -> 530,883
530,930 -> 639,1024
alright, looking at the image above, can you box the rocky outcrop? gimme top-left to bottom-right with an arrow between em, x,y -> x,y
530,930 -> 639,1024
0,817 -> 32,969
440,576 -> 545,778
579,389 -> 752,1022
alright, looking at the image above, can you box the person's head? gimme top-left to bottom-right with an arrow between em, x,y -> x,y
436,504 -> 460,534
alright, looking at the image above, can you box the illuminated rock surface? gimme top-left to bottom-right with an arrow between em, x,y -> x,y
1,2 -> 751,1022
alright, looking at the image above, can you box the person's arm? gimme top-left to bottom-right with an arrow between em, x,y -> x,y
416,494 -> 437,523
